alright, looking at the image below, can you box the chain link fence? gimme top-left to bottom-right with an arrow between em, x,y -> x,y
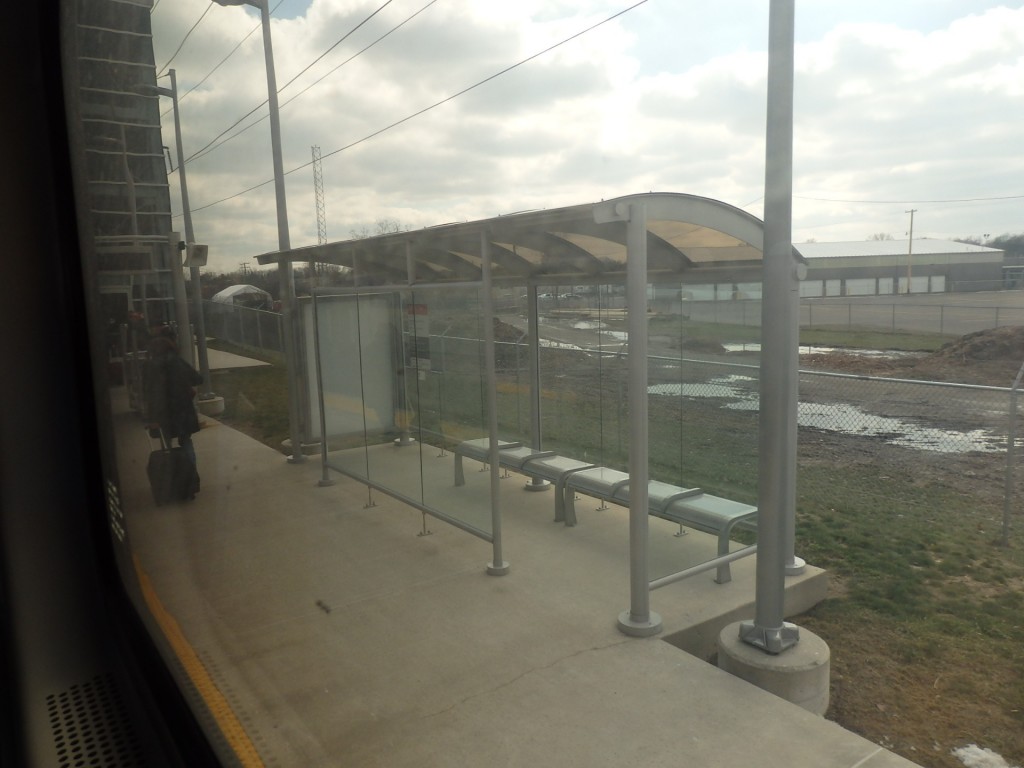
407,335 -> 1023,567
678,298 -> 1024,336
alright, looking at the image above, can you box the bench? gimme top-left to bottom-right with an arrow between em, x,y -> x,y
453,438 -> 522,486
521,454 -> 597,522
452,439 -> 596,521
563,466 -> 757,583
454,439 -> 566,486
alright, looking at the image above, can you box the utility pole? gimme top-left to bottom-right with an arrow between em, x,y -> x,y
905,208 -> 917,293
240,261 -> 251,278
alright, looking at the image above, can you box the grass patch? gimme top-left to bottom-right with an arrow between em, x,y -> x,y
207,354 -> 291,449
647,316 -> 953,352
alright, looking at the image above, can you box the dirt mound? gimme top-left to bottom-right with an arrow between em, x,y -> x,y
679,338 -> 727,354
932,325 -> 1024,363
801,327 -> 1024,387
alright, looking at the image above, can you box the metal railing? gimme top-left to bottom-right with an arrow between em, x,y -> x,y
203,300 -> 284,353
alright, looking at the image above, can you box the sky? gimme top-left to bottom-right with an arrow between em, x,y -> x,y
149,0 -> 1024,274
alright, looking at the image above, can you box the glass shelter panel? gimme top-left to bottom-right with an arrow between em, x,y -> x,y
645,326 -> 760,584
309,292 -> 395,483
310,287 -> 495,540
404,287 -> 494,537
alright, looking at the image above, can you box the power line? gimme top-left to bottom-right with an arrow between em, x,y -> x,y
159,0 -> 288,120
190,0 -> 650,214
796,193 -> 1024,204
162,0 -> 286,119
156,4 -> 212,77
278,0 -> 396,94
184,0 -> 399,165
316,0 -> 649,164
187,0 -> 438,164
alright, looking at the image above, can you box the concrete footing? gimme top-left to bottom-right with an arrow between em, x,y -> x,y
717,621 -> 830,715
196,395 -> 225,417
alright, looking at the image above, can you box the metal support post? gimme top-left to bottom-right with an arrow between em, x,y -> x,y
741,0 -> 800,654
166,231 -> 192,361
524,285 -> 549,491
158,70 -> 211,388
616,201 -> 661,637
482,233 -> 509,576
259,0 -> 304,462
311,289 -> 334,488
1003,361 -> 1024,547
214,0 -> 307,461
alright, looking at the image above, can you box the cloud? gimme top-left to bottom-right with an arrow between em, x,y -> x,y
151,0 -> 1024,271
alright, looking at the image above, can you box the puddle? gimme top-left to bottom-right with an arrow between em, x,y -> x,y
649,375 -> 1004,454
721,343 -> 926,359
539,339 -> 586,351
572,320 -> 629,342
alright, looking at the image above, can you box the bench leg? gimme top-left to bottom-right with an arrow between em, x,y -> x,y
553,478 -> 566,523
716,529 -> 732,584
563,488 -> 578,526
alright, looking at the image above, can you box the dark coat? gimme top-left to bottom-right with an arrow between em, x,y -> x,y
144,351 -> 203,440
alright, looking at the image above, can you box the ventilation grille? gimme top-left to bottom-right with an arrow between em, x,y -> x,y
46,674 -> 148,767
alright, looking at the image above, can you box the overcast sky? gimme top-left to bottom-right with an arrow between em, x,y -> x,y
149,0 -> 1024,274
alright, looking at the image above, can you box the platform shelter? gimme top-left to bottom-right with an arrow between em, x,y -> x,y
256,191 -> 805,635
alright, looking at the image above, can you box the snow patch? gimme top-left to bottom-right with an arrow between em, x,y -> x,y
952,744 -> 1020,768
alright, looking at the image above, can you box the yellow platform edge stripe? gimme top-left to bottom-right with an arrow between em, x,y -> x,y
133,554 -> 264,767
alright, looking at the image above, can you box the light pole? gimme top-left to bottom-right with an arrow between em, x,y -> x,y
213,0 -> 305,462
152,69 -> 214,396
740,0 -> 800,654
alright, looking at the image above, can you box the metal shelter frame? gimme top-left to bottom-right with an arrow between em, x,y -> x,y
257,190 -> 804,643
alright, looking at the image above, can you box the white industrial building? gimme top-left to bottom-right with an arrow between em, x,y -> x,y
796,239 -> 1004,297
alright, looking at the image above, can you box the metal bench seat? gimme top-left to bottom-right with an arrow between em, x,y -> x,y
452,439 -> 595,521
453,439 -> 522,486
452,439 -> 561,487
564,466 -> 756,583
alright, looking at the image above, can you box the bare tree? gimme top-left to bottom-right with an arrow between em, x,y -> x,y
868,232 -> 894,240
350,218 -> 409,239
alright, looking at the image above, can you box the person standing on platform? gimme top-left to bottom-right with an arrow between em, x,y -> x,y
144,332 -> 203,488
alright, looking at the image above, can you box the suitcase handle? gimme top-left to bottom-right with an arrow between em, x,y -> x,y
147,426 -> 170,450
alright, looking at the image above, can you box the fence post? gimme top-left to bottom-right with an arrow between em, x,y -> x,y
1003,361 -> 1024,546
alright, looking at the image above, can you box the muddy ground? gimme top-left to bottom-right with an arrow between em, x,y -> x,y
796,327 -> 1024,768
800,325 -> 1024,388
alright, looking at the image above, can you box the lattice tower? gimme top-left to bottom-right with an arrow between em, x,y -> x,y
312,145 -> 327,245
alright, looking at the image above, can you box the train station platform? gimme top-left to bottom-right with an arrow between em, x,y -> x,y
110,383 -> 920,768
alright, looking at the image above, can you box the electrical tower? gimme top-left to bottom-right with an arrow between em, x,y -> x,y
312,145 -> 327,245
311,145 -> 327,285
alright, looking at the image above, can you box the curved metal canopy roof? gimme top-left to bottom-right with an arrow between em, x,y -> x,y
257,192 -> 787,286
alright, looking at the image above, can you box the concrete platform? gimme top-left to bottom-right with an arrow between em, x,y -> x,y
112,387 -> 920,767
205,346 -> 271,370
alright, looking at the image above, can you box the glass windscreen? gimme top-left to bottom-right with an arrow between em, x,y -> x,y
308,286 -> 496,539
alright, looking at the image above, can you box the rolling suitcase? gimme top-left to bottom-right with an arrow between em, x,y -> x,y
147,430 -> 199,505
